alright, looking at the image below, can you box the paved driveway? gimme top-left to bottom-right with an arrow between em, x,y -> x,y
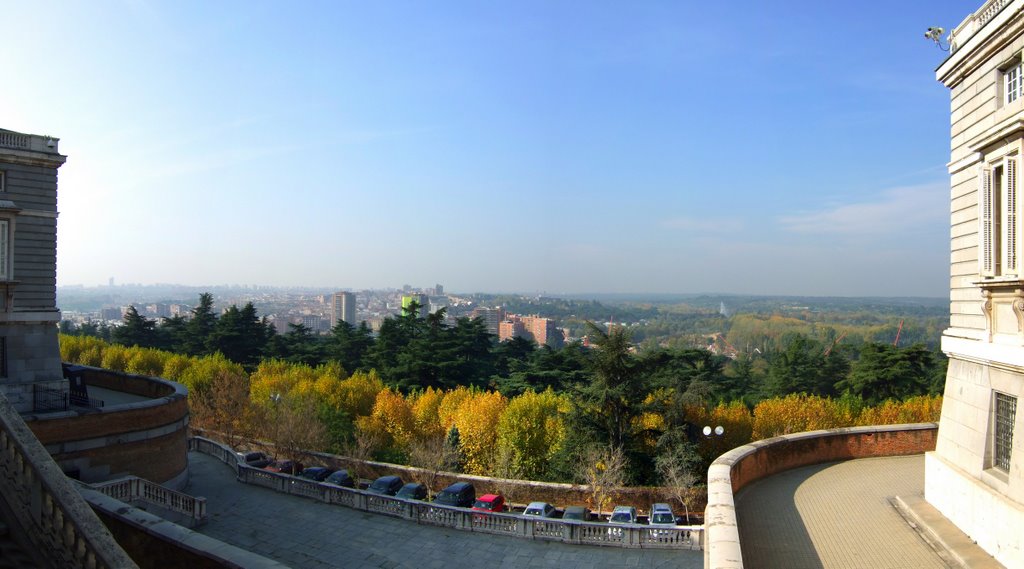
186,452 -> 702,569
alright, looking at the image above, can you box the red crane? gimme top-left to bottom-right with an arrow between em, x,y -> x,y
893,319 -> 904,347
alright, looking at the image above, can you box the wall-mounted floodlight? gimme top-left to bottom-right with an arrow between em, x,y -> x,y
926,26 -> 950,51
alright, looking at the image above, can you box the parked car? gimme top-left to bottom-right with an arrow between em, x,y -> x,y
607,505 -> 638,538
433,482 -> 475,508
562,506 -> 591,522
324,469 -> 355,488
297,466 -> 336,482
264,460 -> 303,475
396,482 -> 428,501
236,451 -> 271,468
648,503 -> 677,527
522,501 -> 556,518
471,494 -> 506,513
367,475 -> 403,496
608,505 -> 638,524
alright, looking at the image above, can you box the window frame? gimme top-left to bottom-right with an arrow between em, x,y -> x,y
993,391 -> 1017,473
979,154 -> 1020,277
1007,62 -> 1023,105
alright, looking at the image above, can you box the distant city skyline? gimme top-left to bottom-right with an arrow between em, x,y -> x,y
4,2 -> 969,297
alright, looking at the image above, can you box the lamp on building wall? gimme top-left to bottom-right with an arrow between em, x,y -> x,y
925,26 -> 950,51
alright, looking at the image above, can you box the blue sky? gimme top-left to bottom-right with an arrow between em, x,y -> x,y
3,1 -> 973,297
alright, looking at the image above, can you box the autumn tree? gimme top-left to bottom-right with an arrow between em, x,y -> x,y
189,369 -> 259,448
496,389 -> 568,480
579,445 -> 628,517
452,390 -> 508,475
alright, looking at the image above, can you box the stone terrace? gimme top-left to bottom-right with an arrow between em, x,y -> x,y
734,455 -> 945,569
186,451 -> 703,569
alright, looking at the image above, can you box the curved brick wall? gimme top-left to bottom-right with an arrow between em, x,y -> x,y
704,423 -> 938,569
23,366 -> 189,486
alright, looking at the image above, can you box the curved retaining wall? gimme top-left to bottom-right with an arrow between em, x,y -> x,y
23,365 -> 189,486
703,423 -> 938,569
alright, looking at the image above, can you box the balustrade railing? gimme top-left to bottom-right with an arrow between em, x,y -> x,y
0,131 -> 29,150
0,391 -> 137,568
87,476 -> 207,527
189,436 -> 702,550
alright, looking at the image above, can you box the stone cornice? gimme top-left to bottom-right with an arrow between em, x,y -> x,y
937,0 -> 1024,87
0,148 -> 67,169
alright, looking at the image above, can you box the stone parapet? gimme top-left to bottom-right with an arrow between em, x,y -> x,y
0,389 -> 136,568
23,365 -> 189,486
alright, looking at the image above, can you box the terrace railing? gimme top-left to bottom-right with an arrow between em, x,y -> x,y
0,390 -> 137,568
85,476 -> 207,527
190,436 -> 702,550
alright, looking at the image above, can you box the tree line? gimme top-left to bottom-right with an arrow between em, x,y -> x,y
58,293 -> 949,497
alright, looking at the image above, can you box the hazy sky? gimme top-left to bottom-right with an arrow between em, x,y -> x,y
4,1 -> 972,297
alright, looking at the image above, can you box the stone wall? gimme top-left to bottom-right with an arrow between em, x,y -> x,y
23,366 -> 189,486
82,488 -> 286,569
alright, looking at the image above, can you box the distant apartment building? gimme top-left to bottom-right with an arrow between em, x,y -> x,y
331,291 -> 356,326
301,314 -> 328,333
498,314 -> 563,348
498,318 -> 525,341
401,293 -> 428,318
100,307 -> 124,321
931,3 -> 1024,566
0,129 -> 68,412
470,306 -> 505,335
145,303 -> 170,318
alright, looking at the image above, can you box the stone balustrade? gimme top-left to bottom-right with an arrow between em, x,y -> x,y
950,0 -> 1014,52
85,476 -> 207,527
191,436 -> 703,550
0,390 -> 137,568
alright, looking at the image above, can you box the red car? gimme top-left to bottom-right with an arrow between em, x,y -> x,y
471,493 -> 506,513
264,460 -> 303,475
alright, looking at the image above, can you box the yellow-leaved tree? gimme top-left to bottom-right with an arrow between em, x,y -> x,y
452,390 -> 508,475
496,389 -> 568,480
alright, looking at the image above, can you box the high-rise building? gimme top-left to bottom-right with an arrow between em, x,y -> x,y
931,6 -> 1024,566
470,306 -> 504,335
0,129 -> 67,412
401,294 -> 428,318
331,291 -> 356,327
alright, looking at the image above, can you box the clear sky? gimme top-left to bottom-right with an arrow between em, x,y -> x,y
3,1 -> 974,297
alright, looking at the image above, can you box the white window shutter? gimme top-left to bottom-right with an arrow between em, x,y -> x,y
982,166 -> 996,277
1008,156 -> 1019,276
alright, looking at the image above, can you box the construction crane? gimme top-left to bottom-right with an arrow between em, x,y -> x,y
824,331 -> 847,356
893,319 -> 904,347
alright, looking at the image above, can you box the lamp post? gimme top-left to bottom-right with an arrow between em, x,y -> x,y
703,425 -> 725,459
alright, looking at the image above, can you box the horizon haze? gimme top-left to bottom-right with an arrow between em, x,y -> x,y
3,1 -> 969,297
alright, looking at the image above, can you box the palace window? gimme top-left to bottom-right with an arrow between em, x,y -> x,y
994,392 -> 1017,472
1007,62 -> 1023,105
980,155 -> 1019,277
0,219 -> 10,281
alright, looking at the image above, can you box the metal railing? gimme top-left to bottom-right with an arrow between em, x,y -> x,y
0,391 -> 137,568
190,436 -> 702,550
32,385 -> 69,413
86,476 -> 207,527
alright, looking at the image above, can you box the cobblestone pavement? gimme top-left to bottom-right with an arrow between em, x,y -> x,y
186,452 -> 702,569
735,455 -> 948,569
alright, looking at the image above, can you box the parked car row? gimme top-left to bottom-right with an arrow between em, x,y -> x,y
237,452 -> 683,527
